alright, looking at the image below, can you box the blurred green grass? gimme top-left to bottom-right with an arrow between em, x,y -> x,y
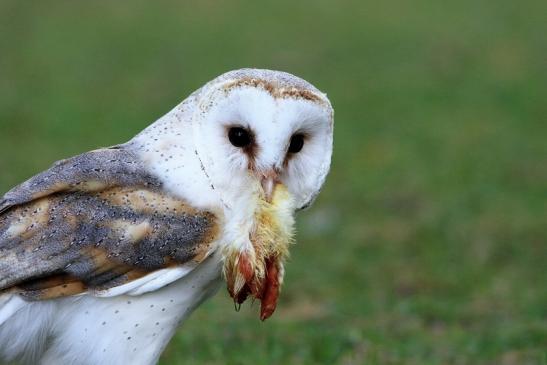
1,1 -> 546,364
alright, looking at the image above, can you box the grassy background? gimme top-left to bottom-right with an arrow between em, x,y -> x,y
1,1 -> 546,364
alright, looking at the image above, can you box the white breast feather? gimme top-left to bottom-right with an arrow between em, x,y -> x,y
0,251 -> 223,365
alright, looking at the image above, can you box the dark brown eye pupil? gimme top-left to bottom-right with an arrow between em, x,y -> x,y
288,134 -> 305,153
228,127 -> 252,148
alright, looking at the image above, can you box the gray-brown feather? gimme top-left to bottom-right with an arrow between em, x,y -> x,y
0,146 -> 161,213
0,147 -> 218,299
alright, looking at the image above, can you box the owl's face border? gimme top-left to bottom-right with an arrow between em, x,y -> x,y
191,77 -> 333,213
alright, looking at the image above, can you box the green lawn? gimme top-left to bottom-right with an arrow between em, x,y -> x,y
1,1 -> 545,364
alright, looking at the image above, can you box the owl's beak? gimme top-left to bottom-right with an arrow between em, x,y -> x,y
260,170 -> 279,203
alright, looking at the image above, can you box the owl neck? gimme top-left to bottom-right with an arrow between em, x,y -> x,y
128,97 -> 222,211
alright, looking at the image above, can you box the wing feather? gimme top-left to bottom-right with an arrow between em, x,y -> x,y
0,147 -> 219,300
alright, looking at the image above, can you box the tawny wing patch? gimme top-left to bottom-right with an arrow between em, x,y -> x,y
0,146 -> 159,214
0,147 -> 218,300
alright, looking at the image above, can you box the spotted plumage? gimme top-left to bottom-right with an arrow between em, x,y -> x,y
0,68 -> 333,364
0,148 -> 217,300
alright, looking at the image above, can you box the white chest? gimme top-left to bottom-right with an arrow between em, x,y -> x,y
1,252 -> 223,365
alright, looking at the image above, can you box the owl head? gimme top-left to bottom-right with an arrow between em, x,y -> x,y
191,69 -> 333,212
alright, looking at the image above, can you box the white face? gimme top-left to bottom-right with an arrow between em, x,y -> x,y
192,84 -> 333,211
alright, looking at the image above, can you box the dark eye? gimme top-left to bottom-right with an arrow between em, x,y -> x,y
288,134 -> 305,153
228,127 -> 252,148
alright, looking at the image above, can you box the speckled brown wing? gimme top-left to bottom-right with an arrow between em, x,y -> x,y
0,147 -> 218,300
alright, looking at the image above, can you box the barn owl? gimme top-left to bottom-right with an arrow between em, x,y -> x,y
0,68 -> 333,365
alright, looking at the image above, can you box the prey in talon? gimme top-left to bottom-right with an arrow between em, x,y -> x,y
225,184 -> 295,320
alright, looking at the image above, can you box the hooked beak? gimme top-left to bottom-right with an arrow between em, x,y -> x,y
260,170 -> 279,203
